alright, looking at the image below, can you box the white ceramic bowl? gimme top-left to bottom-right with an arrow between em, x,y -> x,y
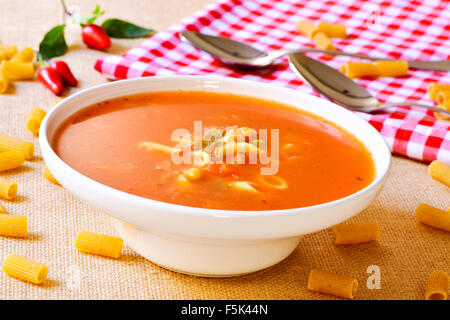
40,76 -> 391,277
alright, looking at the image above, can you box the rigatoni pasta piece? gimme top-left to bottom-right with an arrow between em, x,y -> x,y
340,62 -> 378,79
332,221 -> 380,245
0,178 -> 17,200
10,47 -> 35,63
415,203 -> 450,232
317,22 -> 347,38
296,19 -> 319,38
436,91 -> 450,108
428,160 -> 450,187
425,271 -> 449,300
1,61 -> 34,80
0,69 -> 8,94
0,215 -> 27,237
375,60 -> 409,77
308,269 -> 358,299
0,133 -> 34,160
75,230 -> 123,258
0,44 -> 18,59
312,32 -> 335,51
435,113 -> 450,121
3,254 -> 48,284
0,151 -> 25,172
26,108 -> 47,135
29,107 -> 46,120
434,105 -> 450,121
428,82 -> 450,100
0,202 -> 7,214
43,166 -> 60,185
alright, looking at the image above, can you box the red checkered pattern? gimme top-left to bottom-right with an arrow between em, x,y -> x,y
95,0 -> 450,164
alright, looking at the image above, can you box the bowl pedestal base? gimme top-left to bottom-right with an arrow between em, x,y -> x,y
116,220 -> 301,277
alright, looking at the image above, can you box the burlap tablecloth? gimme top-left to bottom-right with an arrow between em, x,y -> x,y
0,0 -> 448,300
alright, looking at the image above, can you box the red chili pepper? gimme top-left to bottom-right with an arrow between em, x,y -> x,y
82,24 -> 111,50
50,60 -> 78,87
37,67 -> 64,95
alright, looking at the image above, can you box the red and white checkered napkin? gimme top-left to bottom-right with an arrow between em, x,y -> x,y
95,0 -> 450,164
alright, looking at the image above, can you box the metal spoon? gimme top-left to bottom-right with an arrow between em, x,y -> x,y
180,32 -> 450,71
288,52 -> 450,116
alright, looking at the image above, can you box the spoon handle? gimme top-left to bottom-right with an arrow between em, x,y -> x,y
280,48 -> 450,71
378,102 -> 450,116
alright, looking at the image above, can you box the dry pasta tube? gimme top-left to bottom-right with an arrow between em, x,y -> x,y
340,62 -> 378,79
0,178 -> 17,200
415,203 -> 450,232
428,160 -> 450,187
428,83 -> 450,100
3,254 -> 48,284
0,151 -> 25,172
26,108 -> 47,135
434,113 -> 450,121
312,32 -> 335,51
296,19 -> 319,38
29,107 -> 46,119
375,60 -> 409,77
1,61 -> 34,80
0,133 -> 34,160
75,230 -> 123,258
10,47 -> 35,63
0,51 -> 5,61
332,221 -> 380,245
436,91 -> 450,108
43,166 -> 60,185
317,22 -> 347,38
0,215 -> 27,237
308,269 -> 358,299
0,44 -> 18,59
425,271 -> 449,300
0,202 -> 7,214
0,69 -> 8,94
434,105 -> 450,121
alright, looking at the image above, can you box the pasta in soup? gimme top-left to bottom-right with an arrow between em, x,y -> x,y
53,91 -> 375,210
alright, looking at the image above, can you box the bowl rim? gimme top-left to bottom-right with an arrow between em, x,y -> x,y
39,75 -> 391,219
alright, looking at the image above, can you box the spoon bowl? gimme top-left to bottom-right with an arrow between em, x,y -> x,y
288,53 -> 450,116
180,31 -> 450,71
180,31 -> 271,67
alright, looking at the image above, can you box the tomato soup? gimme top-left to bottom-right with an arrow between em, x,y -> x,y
53,91 -> 375,210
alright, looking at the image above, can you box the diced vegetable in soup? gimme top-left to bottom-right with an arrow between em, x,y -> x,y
53,91 -> 375,210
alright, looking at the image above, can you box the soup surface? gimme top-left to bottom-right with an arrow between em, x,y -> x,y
53,91 -> 375,210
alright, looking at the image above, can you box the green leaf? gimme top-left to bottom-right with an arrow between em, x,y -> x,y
101,19 -> 155,38
38,24 -> 68,61
74,5 -> 105,26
